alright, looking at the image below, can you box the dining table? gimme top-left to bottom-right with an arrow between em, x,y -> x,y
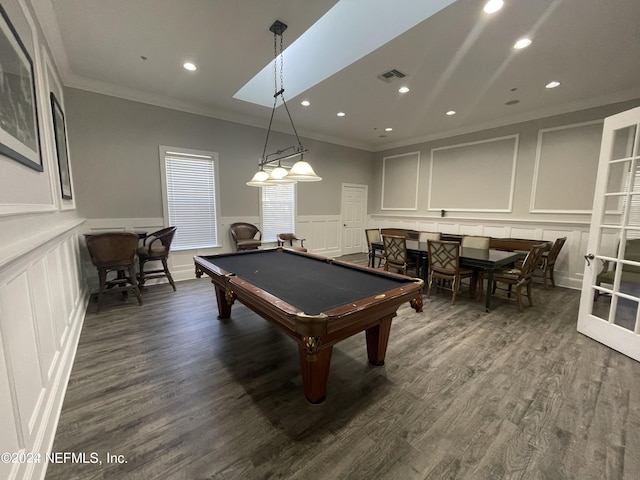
370,240 -> 525,312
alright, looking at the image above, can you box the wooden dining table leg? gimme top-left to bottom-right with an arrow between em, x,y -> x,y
484,269 -> 494,312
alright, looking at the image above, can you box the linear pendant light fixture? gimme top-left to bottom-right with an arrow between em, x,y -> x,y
247,20 -> 322,187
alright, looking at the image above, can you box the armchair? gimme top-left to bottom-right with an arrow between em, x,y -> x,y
277,233 -> 307,251
137,226 -> 177,291
230,222 -> 262,251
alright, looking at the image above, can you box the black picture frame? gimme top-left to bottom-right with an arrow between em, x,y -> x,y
50,92 -> 72,200
0,4 -> 42,171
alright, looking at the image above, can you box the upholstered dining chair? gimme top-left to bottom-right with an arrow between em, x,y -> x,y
426,240 -> 475,305
460,235 -> 490,293
277,233 -> 307,251
229,222 -> 262,251
418,231 -> 441,243
137,226 -> 177,291
366,228 -> 385,268
86,232 -> 143,312
540,237 -> 567,288
488,243 -> 547,312
382,234 -> 415,275
461,235 -> 491,250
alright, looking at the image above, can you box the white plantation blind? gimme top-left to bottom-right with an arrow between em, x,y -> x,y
626,166 -> 640,239
165,153 -> 219,250
261,184 -> 295,242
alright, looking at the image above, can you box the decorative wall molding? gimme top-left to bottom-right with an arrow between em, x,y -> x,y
381,151 -> 420,210
297,215 -> 342,258
429,135 -> 518,213
0,218 -> 84,273
0,222 -> 87,480
530,120 -> 603,214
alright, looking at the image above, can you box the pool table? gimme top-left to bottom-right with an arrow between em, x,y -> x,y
194,248 -> 423,403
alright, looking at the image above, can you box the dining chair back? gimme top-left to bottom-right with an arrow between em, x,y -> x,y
366,228 -> 384,268
418,231 -> 441,243
490,243 -> 547,311
426,240 -> 475,304
461,235 -> 491,250
382,234 -> 413,275
541,236 -> 567,288
86,232 -> 143,312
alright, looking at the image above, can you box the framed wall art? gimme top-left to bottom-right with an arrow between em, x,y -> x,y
0,4 -> 42,171
50,92 -> 72,199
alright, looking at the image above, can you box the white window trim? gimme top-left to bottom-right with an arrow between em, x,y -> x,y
159,145 -> 222,250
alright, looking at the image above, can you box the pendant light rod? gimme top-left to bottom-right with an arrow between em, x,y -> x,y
258,146 -> 308,169
247,20 -> 321,186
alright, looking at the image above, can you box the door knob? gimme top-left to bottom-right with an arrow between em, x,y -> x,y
584,253 -> 595,266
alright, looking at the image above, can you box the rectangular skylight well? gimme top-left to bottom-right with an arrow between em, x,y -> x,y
233,0 -> 457,107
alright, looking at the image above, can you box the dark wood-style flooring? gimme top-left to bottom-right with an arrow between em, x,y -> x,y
46,254 -> 640,479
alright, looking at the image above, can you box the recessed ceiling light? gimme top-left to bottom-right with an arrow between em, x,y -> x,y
301,100 -> 311,106
446,110 -> 456,116
513,38 -> 532,50
545,81 -> 561,89
398,86 -> 410,93
385,127 -> 393,132
337,112 -> 346,117
183,62 -> 197,71
483,0 -> 504,14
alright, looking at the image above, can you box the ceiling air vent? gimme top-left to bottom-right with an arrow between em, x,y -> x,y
376,69 -> 407,83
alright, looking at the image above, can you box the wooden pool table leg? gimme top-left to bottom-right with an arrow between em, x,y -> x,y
298,344 -> 333,404
214,285 -> 234,319
365,317 -> 393,366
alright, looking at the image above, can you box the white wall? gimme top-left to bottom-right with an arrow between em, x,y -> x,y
0,1 -> 85,479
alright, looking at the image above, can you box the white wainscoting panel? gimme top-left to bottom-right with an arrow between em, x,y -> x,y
482,224 -> 511,239
46,248 -> 69,348
0,331 -> 21,480
28,258 -> 57,382
458,224 -> 486,236
1,272 -> 44,440
297,216 -> 341,257
0,221 -> 87,480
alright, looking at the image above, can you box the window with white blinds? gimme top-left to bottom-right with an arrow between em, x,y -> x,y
261,184 -> 295,242
625,165 -> 640,239
162,149 -> 220,250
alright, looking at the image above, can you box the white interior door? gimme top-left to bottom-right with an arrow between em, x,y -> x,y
341,184 -> 367,255
578,106 -> 640,361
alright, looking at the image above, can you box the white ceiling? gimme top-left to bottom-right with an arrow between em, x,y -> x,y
34,0 -> 640,152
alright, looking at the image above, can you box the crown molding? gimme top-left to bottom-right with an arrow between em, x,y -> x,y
372,87 -> 640,152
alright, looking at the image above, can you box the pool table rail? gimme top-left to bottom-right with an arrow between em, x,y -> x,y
194,249 -> 423,403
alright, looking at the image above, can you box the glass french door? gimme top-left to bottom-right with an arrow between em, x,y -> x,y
578,106 -> 640,361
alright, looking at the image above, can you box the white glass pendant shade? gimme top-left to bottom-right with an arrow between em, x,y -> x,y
246,170 -> 270,186
270,166 -> 289,179
287,160 -> 322,181
264,166 -> 296,185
